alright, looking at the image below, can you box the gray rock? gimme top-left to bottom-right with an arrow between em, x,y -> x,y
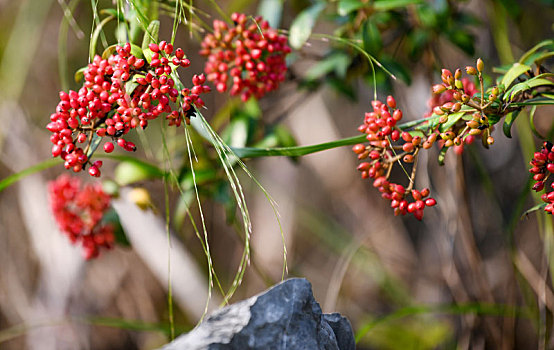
161,278 -> 355,350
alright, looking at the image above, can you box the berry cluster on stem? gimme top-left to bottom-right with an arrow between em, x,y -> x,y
200,12 -> 291,101
353,96 -> 437,220
49,174 -> 114,259
429,59 -> 499,151
47,41 -> 210,177
530,141 -> 554,214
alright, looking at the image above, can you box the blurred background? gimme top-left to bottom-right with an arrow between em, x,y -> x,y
0,0 -> 554,349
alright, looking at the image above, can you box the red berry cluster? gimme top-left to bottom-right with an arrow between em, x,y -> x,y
353,96 -> 437,220
530,141 -> 554,214
49,174 -> 115,259
200,12 -> 291,101
47,41 -> 210,177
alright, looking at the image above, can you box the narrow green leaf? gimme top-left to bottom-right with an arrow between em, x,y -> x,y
89,15 -> 115,60
0,159 -> 61,193
100,8 -> 126,21
505,77 -> 554,102
74,66 -> 87,83
231,134 -> 366,158
289,2 -> 326,49
102,43 -> 144,59
141,20 -> 160,49
521,203 -> 547,219
502,110 -> 520,138
114,159 -> 165,186
528,106 -> 545,139
337,0 -> 363,16
86,133 -> 103,159
141,20 -> 160,63
519,39 -> 554,64
509,97 -> 554,107
500,62 -> 531,90
524,51 -> 554,67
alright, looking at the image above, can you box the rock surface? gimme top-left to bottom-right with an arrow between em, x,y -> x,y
161,278 -> 355,350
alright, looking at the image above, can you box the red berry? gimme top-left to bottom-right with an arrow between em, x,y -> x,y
103,142 -> 114,153
425,198 -> 436,207
386,95 -> 396,109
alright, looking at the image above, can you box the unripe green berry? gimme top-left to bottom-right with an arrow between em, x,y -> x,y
455,79 -> 463,90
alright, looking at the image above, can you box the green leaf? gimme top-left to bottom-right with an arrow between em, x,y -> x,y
86,133 -> 103,159
500,62 -> 531,90
102,43 -> 144,59
289,2 -> 326,49
521,202 -> 547,219
504,76 -> 554,102
114,159 -> 165,186
141,20 -> 160,63
100,8 -> 126,21
74,66 -> 86,83
373,0 -> 423,11
509,97 -> 554,107
362,20 -> 382,55
438,111 -> 465,133
89,15 -> 115,60
502,110 -> 521,138
232,134 -> 366,158
528,106 -> 545,139
304,52 -> 350,80
523,51 -> 554,67
519,39 -> 554,65
125,80 -> 139,96
0,159 -> 61,193
338,0 -> 363,16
